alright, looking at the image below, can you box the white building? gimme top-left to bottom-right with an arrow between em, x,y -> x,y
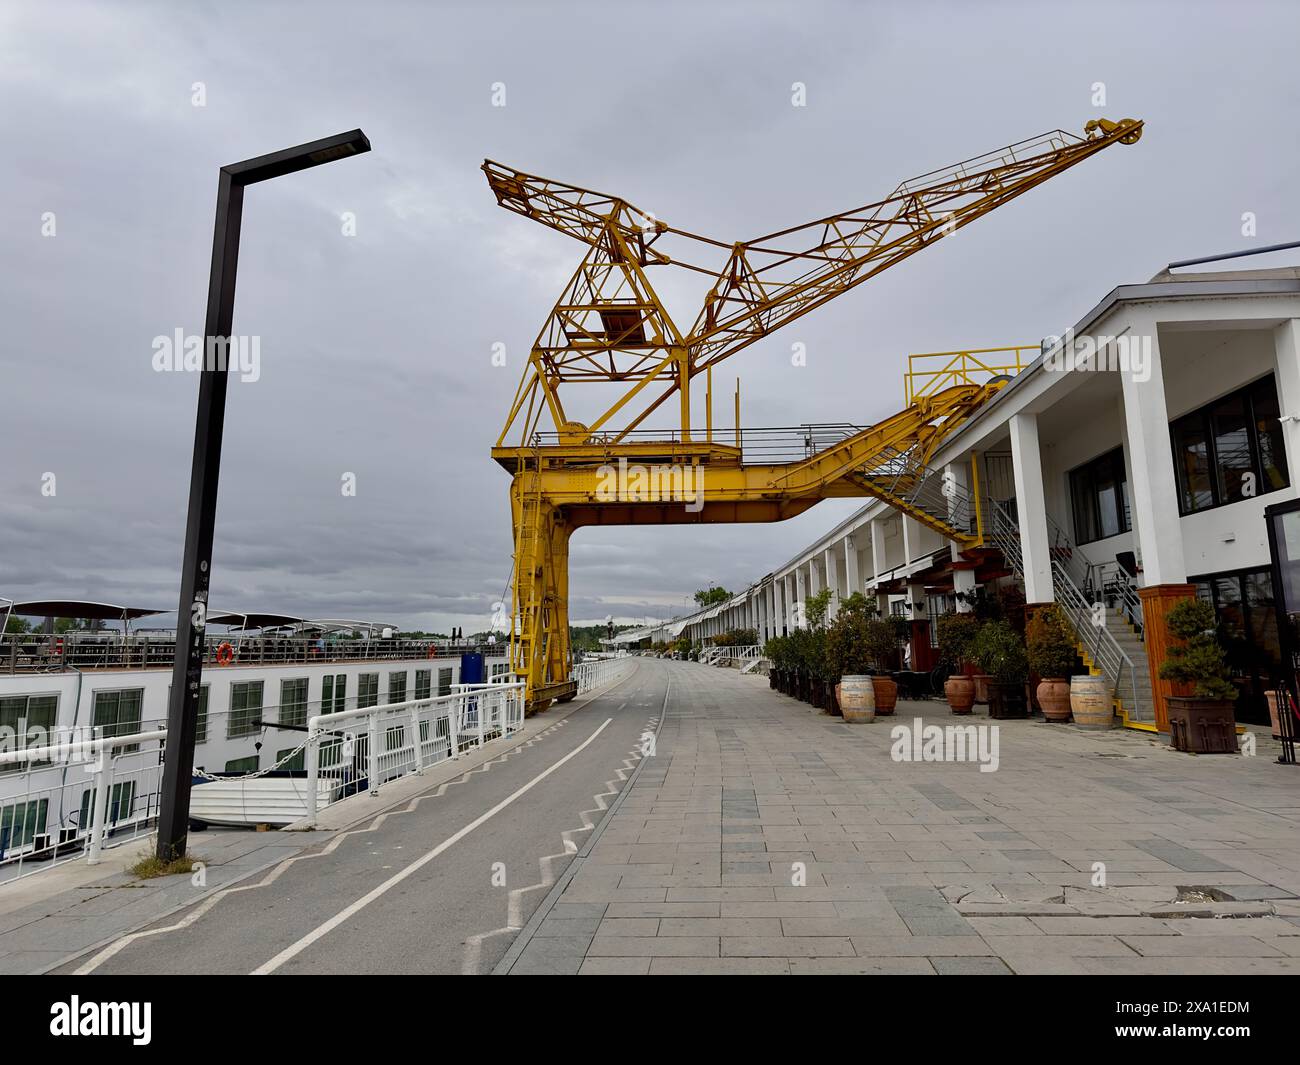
650,264 -> 1300,733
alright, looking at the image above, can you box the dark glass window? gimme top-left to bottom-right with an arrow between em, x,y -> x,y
92,689 -> 143,754
228,681 -> 264,739
1191,566 -> 1281,726
1069,447 -> 1130,545
279,678 -> 309,729
1171,375 -> 1291,514
321,674 -> 347,714
1252,377 -> 1289,494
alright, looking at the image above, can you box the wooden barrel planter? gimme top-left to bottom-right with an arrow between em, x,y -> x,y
839,675 -> 876,723
1069,674 -> 1113,729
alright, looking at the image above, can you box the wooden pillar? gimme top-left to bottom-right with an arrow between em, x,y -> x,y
1138,583 -> 1197,732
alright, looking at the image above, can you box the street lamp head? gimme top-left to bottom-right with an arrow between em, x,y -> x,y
224,128 -> 371,186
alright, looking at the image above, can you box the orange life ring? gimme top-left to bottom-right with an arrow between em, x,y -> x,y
216,642 -> 235,666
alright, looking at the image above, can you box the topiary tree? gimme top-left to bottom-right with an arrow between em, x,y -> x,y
970,620 -> 1029,684
805,588 -> 833,631
936,611 -> 981,671
1026,604 -> 1077,678
827,598 -> 872,676
763,635 -> 790,670
864,617 -> 900,673
1158,598 -> 1237,700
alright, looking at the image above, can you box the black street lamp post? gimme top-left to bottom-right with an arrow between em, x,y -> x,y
156,130 -> 371,861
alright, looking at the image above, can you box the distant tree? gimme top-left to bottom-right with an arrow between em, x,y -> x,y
693,586 -> 730,608
4,615 -> 30,634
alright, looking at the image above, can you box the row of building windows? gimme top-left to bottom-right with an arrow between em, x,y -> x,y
1069,374 -> 1291,545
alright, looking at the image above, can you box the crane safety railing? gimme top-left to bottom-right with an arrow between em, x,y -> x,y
0,726 -> 169,883
304,682 -> 526,824
986,499 -> 1140,719
532,424 -> 867,466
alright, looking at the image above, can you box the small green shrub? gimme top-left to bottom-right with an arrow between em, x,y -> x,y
936,611 -> 981,671
970,620 -> 1029,684
1026,604 -> 1077,678
1158,598 -> 1237,701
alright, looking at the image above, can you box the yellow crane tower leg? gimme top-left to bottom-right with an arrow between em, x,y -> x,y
510,478 -> 575,713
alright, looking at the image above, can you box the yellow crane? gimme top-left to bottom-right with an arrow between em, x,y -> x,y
488,117 -> 1142,710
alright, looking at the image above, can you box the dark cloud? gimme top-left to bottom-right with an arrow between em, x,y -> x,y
3,0 -> 1297,630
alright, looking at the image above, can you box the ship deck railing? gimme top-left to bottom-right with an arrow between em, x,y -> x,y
0,633 -> 507,674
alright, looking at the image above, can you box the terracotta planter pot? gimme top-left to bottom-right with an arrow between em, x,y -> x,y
1168,696 -> 1237,754
839,675 -> 876,723
1267,690 -> 1283,740
944,674 -> 975,715
871,675 -> 898,715
972,673 -> 994,705
1037,677 -> 1072,723
1069,674 -> 1112,729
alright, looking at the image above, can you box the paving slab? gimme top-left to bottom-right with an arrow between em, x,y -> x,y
517,662 -> 1300,975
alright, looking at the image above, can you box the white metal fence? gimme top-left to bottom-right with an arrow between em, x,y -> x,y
573,656 -> 634,694
0,727 -> 168,882
0,659 -> 637,879
304,683 -> 525,824
710,644 -> 763,666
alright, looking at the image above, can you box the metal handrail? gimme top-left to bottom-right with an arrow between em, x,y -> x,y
987,500 -> 1141,718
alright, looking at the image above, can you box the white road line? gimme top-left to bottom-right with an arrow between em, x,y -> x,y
249,717 -> 614,975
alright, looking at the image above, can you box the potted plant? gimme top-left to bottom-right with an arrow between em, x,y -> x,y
803,589 -> 834,713
1026,604 -> 1077,723
1158,598 -> 1239,754
827,593 -> 876,722
971,620 -> 1030,719
936,611 -> 981,713
863,617 -> 899,714
764,635 -> 787,691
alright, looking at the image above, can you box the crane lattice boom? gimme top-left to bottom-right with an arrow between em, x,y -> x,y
486,118 -> 1142,710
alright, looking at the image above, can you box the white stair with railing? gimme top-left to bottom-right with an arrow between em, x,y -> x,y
985,497 -> 1154,724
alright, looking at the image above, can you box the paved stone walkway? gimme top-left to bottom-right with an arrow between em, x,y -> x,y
517,660 -> 1300,974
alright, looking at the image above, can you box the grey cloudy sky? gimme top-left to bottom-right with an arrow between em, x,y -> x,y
2,0 -> 1298,633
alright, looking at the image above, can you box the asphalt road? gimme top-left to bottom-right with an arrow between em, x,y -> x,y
61,661 -> 665,975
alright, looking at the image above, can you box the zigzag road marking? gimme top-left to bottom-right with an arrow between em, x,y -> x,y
252,718 -> 614,975
72,717 -> 571,975
461,716 -> 658,974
